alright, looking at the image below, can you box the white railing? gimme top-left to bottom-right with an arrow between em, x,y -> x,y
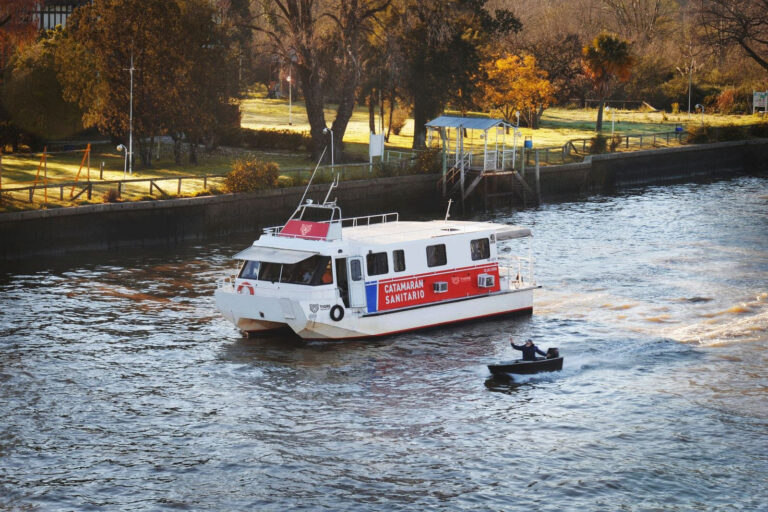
498,254 -> 534,289
484,150 -> 498,171
262,212 -> 399,237
342,212 -> 399,227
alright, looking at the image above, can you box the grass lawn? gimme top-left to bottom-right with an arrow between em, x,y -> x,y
1,94 -> 764,212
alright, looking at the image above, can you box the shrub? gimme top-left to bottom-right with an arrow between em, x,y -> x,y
410,148 -> 441,174
102,188 -> 120,203
375,161 -> 400,178
277,175 -> 294,188
588,134 -> 608,154
716,123 -> 747,141
224,159 -> 280,193
609,135 -> 623,152
671,102 -> 680,114
686,124 -> 714,144
218,127 -> 312,151
716,88 -> 737,114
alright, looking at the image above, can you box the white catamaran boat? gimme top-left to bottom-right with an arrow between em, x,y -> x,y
215,183 -> 536,340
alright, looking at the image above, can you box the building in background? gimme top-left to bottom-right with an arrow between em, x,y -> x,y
34,0 -> 91,30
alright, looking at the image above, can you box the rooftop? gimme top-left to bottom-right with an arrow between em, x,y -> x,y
341,220 -> 530,245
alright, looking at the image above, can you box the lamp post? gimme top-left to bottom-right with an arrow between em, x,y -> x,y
687,58 -> 694,116
287,75 -> 292,125
605,106 -> 615,136
123,52 -> 136,175
323,127 -> 334,166
117,144 -> 127,179
695,104 -> 704,124
512,111 -> 520,170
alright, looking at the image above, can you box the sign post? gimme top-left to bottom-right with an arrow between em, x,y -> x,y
753,91 -> 768,114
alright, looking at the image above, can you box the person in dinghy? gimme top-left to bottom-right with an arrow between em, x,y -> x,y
510,337 -> 548,361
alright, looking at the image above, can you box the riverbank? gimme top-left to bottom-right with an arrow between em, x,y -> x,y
1,139 -> 766,261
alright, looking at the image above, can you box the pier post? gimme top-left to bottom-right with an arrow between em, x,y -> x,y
535,150 -> 541,203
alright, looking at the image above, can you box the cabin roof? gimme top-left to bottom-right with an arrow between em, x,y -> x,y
425,116 -> 512,131
341,220 -> 530,245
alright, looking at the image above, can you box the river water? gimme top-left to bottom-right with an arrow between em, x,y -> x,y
1,176 -> 767,511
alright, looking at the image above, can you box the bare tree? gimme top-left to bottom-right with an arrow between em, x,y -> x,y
697,0 -> 768,72
600,0 -> 677,45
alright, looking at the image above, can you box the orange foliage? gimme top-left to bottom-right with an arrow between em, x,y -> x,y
0,0 -> 38,72
479,54 -> 556,126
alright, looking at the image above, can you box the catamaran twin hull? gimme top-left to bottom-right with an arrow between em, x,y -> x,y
214,201 -> 536,340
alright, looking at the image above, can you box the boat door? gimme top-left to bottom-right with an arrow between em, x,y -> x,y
347,257 -> 366,308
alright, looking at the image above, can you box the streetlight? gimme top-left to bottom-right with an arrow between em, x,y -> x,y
124,52 -> 136,175
117,144 -> 127,179
287,75 -> 292,125
323,127 -> 334,166
695,104 -> 704,124
512,111 -> 520,170
605,106 -> 615,136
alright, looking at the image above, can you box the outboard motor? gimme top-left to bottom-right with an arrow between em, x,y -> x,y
546,347 -> 560,359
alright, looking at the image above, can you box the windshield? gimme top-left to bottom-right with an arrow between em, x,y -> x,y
254,255 -> 333,286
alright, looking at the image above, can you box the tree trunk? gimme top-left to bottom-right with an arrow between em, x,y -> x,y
368,91 -> 376,134
596,98 -> 605,132
299,64 -> 330,163
138,136 -> 153,167
386,92 -> 395,142
535,105 -> 546,129
172,133 -> 182,164
412,100 -> 428,149
331,63 -> 361,162
189,136 -> 198,164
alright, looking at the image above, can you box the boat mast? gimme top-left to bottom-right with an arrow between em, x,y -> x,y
296,146 -> 328,208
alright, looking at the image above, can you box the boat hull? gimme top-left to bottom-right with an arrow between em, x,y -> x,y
488,357 -> 564,375
216,286 -> 534,340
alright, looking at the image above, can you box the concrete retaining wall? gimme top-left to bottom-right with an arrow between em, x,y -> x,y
533,139 -> 768,200
0,174 -> 442,260
2,140 -> 766,261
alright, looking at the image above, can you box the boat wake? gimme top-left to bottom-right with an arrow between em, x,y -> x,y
535,288 -> 768,346
667,292 -> 768,346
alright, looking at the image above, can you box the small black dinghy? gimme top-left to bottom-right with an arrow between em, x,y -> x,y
488,348 -> 563,376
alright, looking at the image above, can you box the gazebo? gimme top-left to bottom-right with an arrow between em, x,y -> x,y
426,116 -> 519,198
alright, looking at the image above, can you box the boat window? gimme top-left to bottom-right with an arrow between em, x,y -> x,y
239,260 -> 260,279
256,255 -> 332,286
393,250 -> 406,272
426,244 -> 447,267
258,262 -> 282,282
367,252 -> 389,276
470,238 -> 490,260
350,259 -> 363,281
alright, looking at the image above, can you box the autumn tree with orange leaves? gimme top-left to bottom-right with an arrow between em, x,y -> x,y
1,0 -> 38,149
479,54 -> 556,128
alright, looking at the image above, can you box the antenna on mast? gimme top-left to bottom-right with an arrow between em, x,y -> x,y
296,146 -> 328,208
444,199 -> 453,222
